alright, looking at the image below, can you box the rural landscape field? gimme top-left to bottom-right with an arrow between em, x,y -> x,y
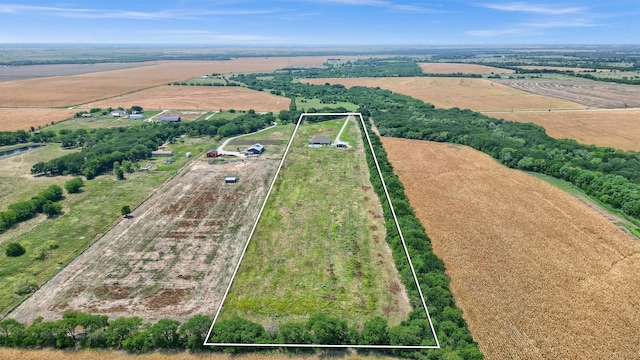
2,43 -> 640,360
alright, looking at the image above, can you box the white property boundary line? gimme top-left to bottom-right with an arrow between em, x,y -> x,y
204,113 -> 440,350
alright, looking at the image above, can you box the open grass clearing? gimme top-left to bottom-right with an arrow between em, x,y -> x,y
219,117 -> 411,329
303,77 -> 584,112
485,109 -> 640,152
296,97 -> 359,112
382,137 -> 640,359
0,143 -> 76,213
418,63 -> 514,74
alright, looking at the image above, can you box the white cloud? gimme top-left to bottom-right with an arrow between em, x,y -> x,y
315,0 -> 443,13
0,3 -> 278,20
482,2 -> 584,15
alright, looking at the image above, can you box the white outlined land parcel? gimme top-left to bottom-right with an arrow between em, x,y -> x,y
205,113 -> 440,349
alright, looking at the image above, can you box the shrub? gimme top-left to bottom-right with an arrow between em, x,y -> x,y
64,178 -> 84,193
14,278 -> 38,295
5,242 -> 25,257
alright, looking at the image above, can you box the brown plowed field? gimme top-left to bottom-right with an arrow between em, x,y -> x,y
0,57 -> 332,108
493,78 -> 640,109
419,63 -> 514,74
303,77 -> 584,112
0,108 -> 77,131
9,157 -> 278,324
86,86 -> 290,112
381,137 -> 640,360
485,109 -> 640,152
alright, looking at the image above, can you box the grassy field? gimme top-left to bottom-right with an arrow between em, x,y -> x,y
0,137 -> 214,317
382,137 -> 640,359
296,97 -> 359,112
220,118 -> 410,328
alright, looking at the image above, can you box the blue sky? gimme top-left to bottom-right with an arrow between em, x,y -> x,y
0,1 -> 638,45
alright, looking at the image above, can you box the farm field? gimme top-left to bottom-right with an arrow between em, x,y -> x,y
485,109 -> 640,152
220,118 -> 411,329
85,86 -> 290,113
0,56 -> 347,108
418,62 -> 514,74
9,153 -> 280,324
0,108 -> 77,131
303,77 -> 585,112
493,78 -> 640,108
381,137 -> 640,359
0,62 -> 151,82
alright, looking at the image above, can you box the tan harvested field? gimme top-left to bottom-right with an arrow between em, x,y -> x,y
418,62 -> 514,74
303,77 -> 584,112
381,137 -> 640,360
0,108 -> 77,131
485,109 -> 640,152
9,157 -> 279,324
0,56 -> 361,108
86,86 -> 290,112
493,78 -> 640,109
0,348 -> 391,360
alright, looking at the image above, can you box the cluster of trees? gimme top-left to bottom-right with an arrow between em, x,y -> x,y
0,313 -> 213,353
0,312 -> 468,358
370,105 -> 640,220
0,184 -> 67,233
30,112 -> 275,179
1,178 -> 83,235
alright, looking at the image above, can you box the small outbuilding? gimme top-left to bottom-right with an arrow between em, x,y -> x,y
206,150 -> 220,158
310,135 -> 331,145
80,113 -> 92,118
129,114 -> 144,120
225,176 -> 238,183
245,143 -> 265,155
159,116 -> 181,122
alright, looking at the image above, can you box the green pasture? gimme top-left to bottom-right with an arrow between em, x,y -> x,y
221,118 -> 409,328
296,98 -> 358,112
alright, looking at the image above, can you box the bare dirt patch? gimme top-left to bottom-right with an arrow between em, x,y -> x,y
485,109 -> 640,151
0,108 -> 77,131
303,77 -> 584,112
85,86 -> 290,112
381,137 -> 640,359
493,78 -> 640,109
9,157 -> 279,323
419,63 -> 514,74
